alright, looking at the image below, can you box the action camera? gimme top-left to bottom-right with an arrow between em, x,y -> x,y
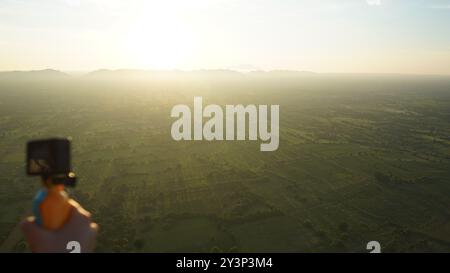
26,138 -> 76,187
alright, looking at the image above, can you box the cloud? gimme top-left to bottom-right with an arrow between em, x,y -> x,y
366,0 -> 382,6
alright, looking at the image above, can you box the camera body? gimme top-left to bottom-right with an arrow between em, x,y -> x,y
26,138 -> 76,187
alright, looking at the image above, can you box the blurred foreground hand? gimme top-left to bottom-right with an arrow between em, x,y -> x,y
21,200 -> 99,253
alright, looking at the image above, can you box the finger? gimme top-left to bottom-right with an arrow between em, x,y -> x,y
20,216 -> 49,237
90,222 -> 99,233
20,217 -> 37,236
66,206 -> 92,228
68,199 -> 91,218
20,217 -> 51,252
86,222 -> 99,253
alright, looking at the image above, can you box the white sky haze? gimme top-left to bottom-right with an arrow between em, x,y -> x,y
1,0 -> 450,74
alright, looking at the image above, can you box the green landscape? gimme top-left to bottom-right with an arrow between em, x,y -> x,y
0,70 -> 449,252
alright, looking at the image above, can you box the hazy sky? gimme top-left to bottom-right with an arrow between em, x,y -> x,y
1,0 -> 450,74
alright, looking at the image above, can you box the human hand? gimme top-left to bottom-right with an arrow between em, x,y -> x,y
21,199 -> 99,253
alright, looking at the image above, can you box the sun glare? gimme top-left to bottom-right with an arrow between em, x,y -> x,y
126,10 -> 195,70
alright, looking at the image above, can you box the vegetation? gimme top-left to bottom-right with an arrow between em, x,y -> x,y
0,71 -> 449,252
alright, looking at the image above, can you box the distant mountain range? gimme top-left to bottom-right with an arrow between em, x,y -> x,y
0,69 -> 318,81
0,69 -> 69,80
1,69 -> 449,81
84,69 -> 316,77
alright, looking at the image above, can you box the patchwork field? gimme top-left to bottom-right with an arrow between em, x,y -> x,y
0,71 -> 449,252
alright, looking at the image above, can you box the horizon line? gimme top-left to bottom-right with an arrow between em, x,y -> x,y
1,68 -> 450,77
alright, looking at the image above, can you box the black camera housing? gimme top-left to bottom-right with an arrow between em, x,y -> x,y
26,138 -> 76,186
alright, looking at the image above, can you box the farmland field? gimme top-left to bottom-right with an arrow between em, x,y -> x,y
0,71 -> 450,252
